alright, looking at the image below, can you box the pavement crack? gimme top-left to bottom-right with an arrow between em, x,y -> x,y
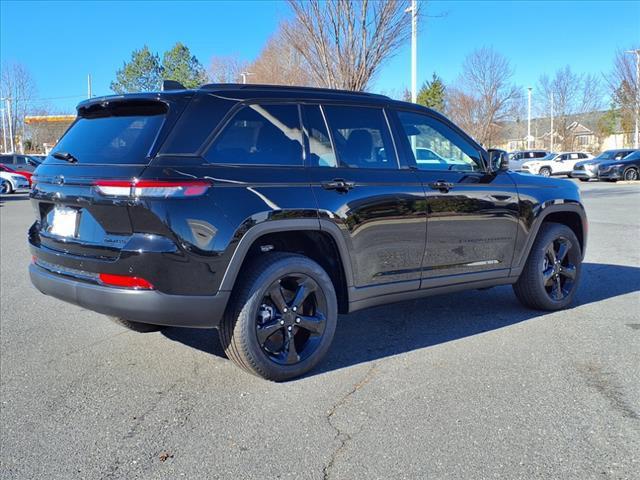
577,362 -> 639,421
322,363 -> 378,480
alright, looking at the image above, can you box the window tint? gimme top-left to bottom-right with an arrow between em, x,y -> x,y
304,105 -> 336,167
206,104 -> 303,166
0,155 -> 14,164
322,105 -> 397,169
396,110 -> 482,172
50,102 -> 166,164
162,94 -> 236,154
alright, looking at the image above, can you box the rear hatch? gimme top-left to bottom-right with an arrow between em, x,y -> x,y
30,94 -> 191,261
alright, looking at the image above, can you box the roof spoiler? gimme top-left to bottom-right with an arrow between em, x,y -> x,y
161,80 -> 186,91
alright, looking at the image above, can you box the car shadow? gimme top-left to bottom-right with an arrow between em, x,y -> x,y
161,262 -> 640,376
0,193 -> 30,204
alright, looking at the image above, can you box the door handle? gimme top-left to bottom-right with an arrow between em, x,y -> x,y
429,180 -> 455,192
322,178 -> 355,192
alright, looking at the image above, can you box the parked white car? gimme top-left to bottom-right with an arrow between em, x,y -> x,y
0,170 -> 30,194
521,152 -> 593,177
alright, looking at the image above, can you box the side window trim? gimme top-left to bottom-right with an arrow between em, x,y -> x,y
382,108 -> 401,170
392,107 -> 488,173
319,104 -> 338,168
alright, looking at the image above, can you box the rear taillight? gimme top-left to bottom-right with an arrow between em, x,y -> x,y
99,273 -> 154,290
94,179 -> 210,198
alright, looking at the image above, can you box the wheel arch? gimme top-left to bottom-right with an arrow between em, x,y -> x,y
512,202 -> 587,273
219,219 -> 354,313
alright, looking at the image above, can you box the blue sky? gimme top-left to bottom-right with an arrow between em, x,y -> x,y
1,0 -> 639,113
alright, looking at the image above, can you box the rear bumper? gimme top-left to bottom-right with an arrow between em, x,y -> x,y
29,264 -> 229,328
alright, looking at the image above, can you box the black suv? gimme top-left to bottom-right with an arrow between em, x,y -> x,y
29,84 -> 587,380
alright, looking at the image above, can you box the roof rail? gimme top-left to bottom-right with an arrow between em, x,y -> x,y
199,83 -> 390,99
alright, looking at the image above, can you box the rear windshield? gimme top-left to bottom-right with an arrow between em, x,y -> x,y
49,101 -> 167,164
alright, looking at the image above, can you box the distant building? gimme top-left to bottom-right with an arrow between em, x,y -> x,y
24,115 -> 75,153
496,110 -> 634,153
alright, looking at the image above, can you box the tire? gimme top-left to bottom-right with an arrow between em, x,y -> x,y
539,167 -> 551,177
513,222 -> 582,311
1,180 -> 13,194
623,167 -> 638,181
110,317 -> 166,332
219,252 -> 338,381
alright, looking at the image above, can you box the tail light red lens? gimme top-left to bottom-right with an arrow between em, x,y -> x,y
94,179 -> 210,198
99,273 -> 154,290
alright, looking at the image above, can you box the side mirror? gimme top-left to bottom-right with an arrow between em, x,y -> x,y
488,149 -> 509,172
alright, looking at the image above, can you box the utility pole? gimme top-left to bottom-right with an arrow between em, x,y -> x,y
5,97 -> 14,153
406,0 -> 418,103
550,92 -> 554,152
87,74 -> 92,99
624,49 -> 640,148
527,87 -> 532,149
239,72 -> 254,84
1,106 -> 7,154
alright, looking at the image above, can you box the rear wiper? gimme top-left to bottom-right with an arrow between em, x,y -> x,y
52,151 -> 78,163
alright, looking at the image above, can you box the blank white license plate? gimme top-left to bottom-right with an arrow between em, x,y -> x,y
50,206 -> 78,237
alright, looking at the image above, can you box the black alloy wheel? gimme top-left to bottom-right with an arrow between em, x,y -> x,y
257,273 -> 328,365
220,252 -> 337,381
513,222 -> 582,310
541,236 -> 577,301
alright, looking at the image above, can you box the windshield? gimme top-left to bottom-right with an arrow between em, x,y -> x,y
49,101 -> 167,165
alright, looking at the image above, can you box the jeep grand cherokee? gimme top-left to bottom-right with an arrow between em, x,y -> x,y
29,83 -> 587,380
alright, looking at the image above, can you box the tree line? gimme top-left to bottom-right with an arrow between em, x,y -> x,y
1,0 -> 638,153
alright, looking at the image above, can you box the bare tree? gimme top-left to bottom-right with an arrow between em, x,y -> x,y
446,47 -> 521,146
282,0 -> 414,91
606,47 -> 639,142
209,54 -> 249,84
249,25 -> 316,86
1,62 -> 37,151
536,66 -> 604,150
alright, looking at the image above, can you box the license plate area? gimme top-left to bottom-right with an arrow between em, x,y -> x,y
47,206 -> 80,238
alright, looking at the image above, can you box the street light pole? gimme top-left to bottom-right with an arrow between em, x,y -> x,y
1,106 -> 7,154
411,0 -> 417,103
550,92 -> 554,152
527,87 -> 532,149
625,49 -> 640,149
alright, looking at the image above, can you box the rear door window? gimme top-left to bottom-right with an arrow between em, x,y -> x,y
49,101 -> 167,164
206,104 -> 303,166
322,105 -> 397,169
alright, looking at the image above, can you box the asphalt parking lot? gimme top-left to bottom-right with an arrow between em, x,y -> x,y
1,180 -> 639,480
